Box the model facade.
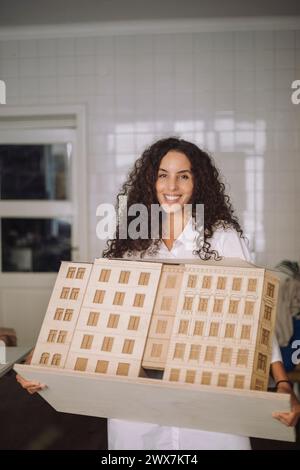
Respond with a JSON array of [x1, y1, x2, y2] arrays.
[[31, 257, 279, 391]]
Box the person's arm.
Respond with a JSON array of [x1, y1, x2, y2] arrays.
[[15, 348, 46, 395], [271, 361, 300, 427], [218, 229, 300, 426]]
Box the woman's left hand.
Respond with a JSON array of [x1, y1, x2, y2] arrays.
[[272, 399, 300, 427]]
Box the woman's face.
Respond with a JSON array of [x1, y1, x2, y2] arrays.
[[156, 150, 194, 213]]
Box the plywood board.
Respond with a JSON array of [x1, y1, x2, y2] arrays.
[[14, 364, 295, 442]]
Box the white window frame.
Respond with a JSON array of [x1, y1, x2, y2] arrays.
[[0, 105, 88, 279]]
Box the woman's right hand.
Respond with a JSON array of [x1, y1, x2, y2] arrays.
[[16, 374, 46, 394], [15, 349, 46, 394]]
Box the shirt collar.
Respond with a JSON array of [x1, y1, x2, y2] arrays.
[[176, 217, 198, 246], [159, 217, 198, 254]]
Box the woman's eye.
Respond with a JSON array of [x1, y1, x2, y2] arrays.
[[180, 174, 189, 180], [158, 173, 167, 178]]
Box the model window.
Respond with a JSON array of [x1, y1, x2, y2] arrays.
[[165, 275, 176, 288], [87, 311, 99, 326], [76, 267, 86, 279], [74, 357, 87, 371], [51, 354, 62, 366], [218, 374, 228, 387], [70, 288, 79, 300], [240, 325, 251, 340], [161, 296, 172, 310], [209, 322, 219, 337], [193, 321, 204, 336], [64, 309, 73, 321], [94, 289, 105, 304], [54, 308, 64, 320], [178, 320, 189, 335], [155, 320, 167, 334], [185, 370, 196, 383], [95, 360, 109, 374], [224, 323, 235, 338], [264, 304, 272, 321], [213, 299, 223, 313], [150, 343, 162, 358], [248, 278, 257, 292], [57, 330, 67, 344], [81, 334, 93, 349], [189, 345, 201, 360], [173, 343, 186, 359], [66, 267, 76, 278], [237, 349, 249, 366], [127, 316, 140, 330], [232, 277, 242, 291], [221, 348, 232, 364], [39, 352, 50, 365], [116, 363, 129, 376], [169, 369, 180, 381], [183, 296, 193, 311], [261, 328, 270, 346], [204, 346, 216, 363], [198, 298, 208, 312], [202, 276, 211, 289], [133, 293, 145, 308], [47, 329, 57, 342], [201, 371, 212, 385], [60, 287, 70, 299], [99, 269, 111, 282], [255, 379, 264, 391], [229, 300, 239, 314], [114, 291, 125, 306], [244, 301, 255, 315], [217, 276, 226, 290], [107, 313, 120, 329], [257, 353, 267, 372], [187, 275, 197, 288], [139, 272, 150, 286], [266, 282, 275, 298], [234, 375, 245, 389], [122, 339, 135, 354], [119, 270, 130, 284], [101, 336, 114, 352], [51, 354, 61, 366]]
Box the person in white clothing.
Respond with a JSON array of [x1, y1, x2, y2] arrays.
[[17, 137, 300, 449], [102, 137, 300, 450]]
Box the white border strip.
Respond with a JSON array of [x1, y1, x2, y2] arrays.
[[0, 17, 300, 40]]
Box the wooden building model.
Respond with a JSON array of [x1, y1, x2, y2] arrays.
[[31, 257, 279, 392]]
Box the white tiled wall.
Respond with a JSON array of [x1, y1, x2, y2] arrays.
[[0, 28, 300, 268]]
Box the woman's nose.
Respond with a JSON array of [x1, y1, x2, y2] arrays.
[[167, 177, 178, 191]]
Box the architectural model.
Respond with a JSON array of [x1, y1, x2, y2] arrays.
[[31, 257, 279, 392]]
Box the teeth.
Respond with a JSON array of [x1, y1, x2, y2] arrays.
[[165, 195, 181, 201]]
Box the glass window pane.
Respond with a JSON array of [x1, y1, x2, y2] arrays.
[[0, 144, 71, 200], [1, 218, 71, 272]]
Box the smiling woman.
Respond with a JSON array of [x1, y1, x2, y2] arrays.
[[101, 136, 300, 450], [17, 136, 300, 450]]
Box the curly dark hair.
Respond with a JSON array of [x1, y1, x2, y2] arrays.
[[103, 137, 244, 260]]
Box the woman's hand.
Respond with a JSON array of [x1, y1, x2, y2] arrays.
[[15, 349, 46, 394], [16, 374, 46, 395], [272, 403, 300, 427], [272, 382, 300, 427]]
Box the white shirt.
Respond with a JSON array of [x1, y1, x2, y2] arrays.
[[108, 221, 282, 450]]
